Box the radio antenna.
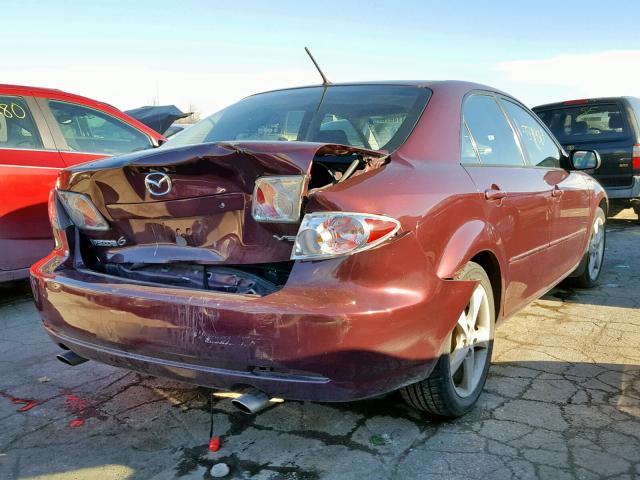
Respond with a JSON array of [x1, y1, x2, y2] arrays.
[[305, 47, 331, 86]]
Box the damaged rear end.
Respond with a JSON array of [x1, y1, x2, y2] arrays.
[[30, 83, 475, 401], [52, 141, 389, 294]]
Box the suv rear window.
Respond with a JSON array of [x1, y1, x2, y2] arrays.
[[535, 103, 629, 143], [168, 85, 431, 152]]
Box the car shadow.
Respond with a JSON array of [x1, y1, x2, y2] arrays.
[[0, 279, 31, 305]]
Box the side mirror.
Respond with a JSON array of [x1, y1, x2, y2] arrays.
[[569, 149, 601, 171]]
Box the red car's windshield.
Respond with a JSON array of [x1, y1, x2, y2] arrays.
[[168, 85, 431, 152]]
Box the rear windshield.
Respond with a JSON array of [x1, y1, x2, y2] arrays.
[[167, 85, 431, 152], [535, 103, 629, 143]]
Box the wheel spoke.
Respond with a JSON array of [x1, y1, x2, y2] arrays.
[[457, 311, 471, 337], [450, 345, 468, 376], [469, 287, 484, 328], [461, 350, 475, 391]]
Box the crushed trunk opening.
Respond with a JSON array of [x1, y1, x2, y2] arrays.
[[60, 141, 389, 292]]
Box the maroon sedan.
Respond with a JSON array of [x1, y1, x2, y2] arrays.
[[30, 81, 607, 416]]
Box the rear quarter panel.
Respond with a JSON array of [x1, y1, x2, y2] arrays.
[[306, 157, 509, 319]]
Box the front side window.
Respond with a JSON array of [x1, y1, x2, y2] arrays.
[[501, 100, 561, 168], [0, 96, 43, 150], [535, 103, 629, 143], [48, 100, 153, 155], [462, 94, 525, 166], [168, 85, 431, 152]]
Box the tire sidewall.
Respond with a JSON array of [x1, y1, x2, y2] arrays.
[[586, 208, 607, 284]]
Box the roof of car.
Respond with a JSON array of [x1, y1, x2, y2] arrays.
[[0, 83, 113, 105], [534, 96, 640, 110], [250, 80, 511, 98], [0, 83, 165, 140]]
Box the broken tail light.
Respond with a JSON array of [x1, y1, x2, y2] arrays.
[[57, 190, 110, 231], [292, 212, 400, 260], [252, 176, 305, 223]]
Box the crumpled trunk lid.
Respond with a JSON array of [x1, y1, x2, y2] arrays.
[[61, 141, 386, 266]]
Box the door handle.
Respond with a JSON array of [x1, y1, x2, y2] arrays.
[[551, 186, 564, 198], [484, 188, 507, 201]]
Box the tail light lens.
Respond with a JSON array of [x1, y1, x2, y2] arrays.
[[633, 144, 640, 171], [252, 176, 305, 223], [57, 190, 110, 231], [292, 212, 400, 260]]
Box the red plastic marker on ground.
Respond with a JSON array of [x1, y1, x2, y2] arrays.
[[69, 418, 85, 428], [13, 399, 38, 412], [208, 436, 221, 452]]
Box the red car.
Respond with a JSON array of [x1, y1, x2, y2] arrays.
[[31, 81, 606, 416], [0, 84, 164, 282]]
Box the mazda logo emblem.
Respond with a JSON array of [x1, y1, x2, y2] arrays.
[[144, 172, 172, 196]]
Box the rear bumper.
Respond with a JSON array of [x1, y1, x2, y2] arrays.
[[606, 175, 640, 201], [30, 233, 474, 402]]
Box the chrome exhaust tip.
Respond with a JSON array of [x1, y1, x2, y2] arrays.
[[56, 350, 88, 366], [231, 389, 272, 414]]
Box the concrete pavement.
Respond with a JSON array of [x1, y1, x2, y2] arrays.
[[1, 212, 638, 480]]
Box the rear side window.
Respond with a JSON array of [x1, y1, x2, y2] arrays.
[[462, 94, 525, 166], [501, 99, 561, 168], [0, 96, 43, 150], [535, 103, 629, 143], [461, 123, 480, 163], [48, 100, 153, 155]]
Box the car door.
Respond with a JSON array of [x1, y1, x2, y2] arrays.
[[500, 98, 590, 278], [35, 98, 155, 167], [0, 94, 64, 276], [461, 93, 554, 317]]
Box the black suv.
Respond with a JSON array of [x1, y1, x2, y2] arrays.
[[533, 97, 640, 221]]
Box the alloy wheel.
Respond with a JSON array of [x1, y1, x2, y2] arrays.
[[588, 216, 605, 280], [449, 284, 492, 398]]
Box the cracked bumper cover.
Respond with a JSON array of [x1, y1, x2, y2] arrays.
[[29, 233, 475, 402]]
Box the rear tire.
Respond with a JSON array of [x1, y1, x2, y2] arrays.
[[400, 261, 495, 417], [571, 207, 606, 288]]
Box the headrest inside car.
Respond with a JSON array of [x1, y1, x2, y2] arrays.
[[572, 121, 588, 135], [0, 115, 6, 143], [315, 130, 350, 145], [608, 114, 623, 130]]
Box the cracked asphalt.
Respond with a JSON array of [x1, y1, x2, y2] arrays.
[[1, 211, 639, 480]]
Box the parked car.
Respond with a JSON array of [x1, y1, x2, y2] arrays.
[[533, 97, 640, 222], [164, 122, 194, 138], [31, 81, 607, 416], [124, 105, 190, 136], [0, 84, 165, 282]]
